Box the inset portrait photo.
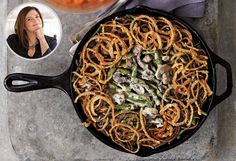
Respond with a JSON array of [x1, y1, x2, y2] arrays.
[[5, 2, 62, 60]]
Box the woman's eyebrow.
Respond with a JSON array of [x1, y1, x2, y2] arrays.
[[26, 14, 40, 19]]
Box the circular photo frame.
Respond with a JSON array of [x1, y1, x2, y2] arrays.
[[5, 2, 62, 60]]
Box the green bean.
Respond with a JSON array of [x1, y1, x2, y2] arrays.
[[127, 92, 149, 101], [126, 98, 154, 108], [118, 61, 127, 68], [177, 129, 187, 139], [201, 111, 208, 116], [192, 118, 197, 125], [72, 75, 77, 83], [93, 26, 102, 35], [155, 55, 162, 65], [156, 88, 163, 98], [125, 14, 136, 19], [142, 50, 155, 55], [108, 83, 118, 92], [116, 103, 135, 110], [116, 68, 131, 75], [131, 76, 160, 105], [142, 84, 160, 106], [131, 77, 167, 105], [107, 67, 116, 81], [150, 64, 157, 73], [131, 64, 138, 78], [152, 78, 161, 84], [142, 27, 149, 32], [131, 77, 139, 84], [154, 51, 162, 66], [156, 88, 169, 102], [131, 136, 137, 141], [113, 82, 131, 92], [149, 83, 158, 90]]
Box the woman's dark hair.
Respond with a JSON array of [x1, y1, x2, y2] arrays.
[[14, 6, 44, 48]]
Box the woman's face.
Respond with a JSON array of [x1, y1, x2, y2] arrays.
[[24, 9, 42, 33]]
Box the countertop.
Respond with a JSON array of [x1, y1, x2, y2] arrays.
[[0, 0, 235, 161]]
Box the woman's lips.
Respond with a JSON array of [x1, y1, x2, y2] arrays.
[[33, 23, 41, 27]]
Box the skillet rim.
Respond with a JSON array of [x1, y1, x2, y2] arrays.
[[69, 5, 216, 156]]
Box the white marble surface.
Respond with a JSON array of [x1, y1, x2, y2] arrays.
[[0, 0, 18, 161]]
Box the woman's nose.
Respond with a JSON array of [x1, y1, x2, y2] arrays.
[[33, 18, 38, 22], [31, 18, 39, 23]]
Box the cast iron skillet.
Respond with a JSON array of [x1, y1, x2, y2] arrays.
[[4, 6, 233, 157]]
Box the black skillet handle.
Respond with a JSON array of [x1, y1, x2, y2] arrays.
[[210, 52, 233, 108], [4, 70, 71, 96]]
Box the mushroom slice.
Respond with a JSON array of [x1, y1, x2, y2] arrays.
[[142, 69, 154, 80], [162, 55, 170, 62], [112, 93, 125, 105], [150, 118, 164, 128], [162, 73, 171, 85], [132, 45, 142, 55], [130, 84, 145, 95], [142, 55, 153, 63], [142, 107, 159, 119], [155, 64, 173, 84], [113, 72, 130, 83], [136, 53, 149, 69]]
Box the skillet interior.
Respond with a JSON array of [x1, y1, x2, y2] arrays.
[[69, 6, 216, 156]]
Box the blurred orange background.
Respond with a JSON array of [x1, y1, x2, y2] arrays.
[[43, 0, 117, 13]]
